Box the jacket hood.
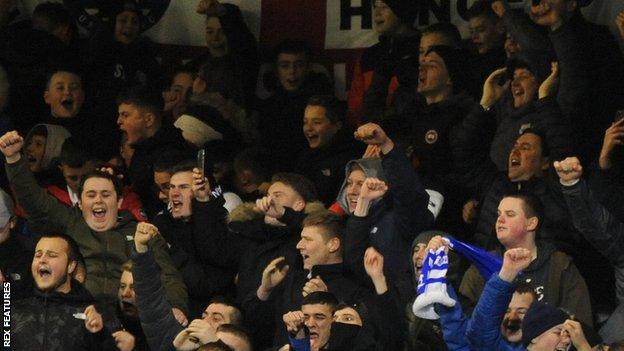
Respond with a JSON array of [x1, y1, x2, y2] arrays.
[[25, 124, 71, 170], [335, 158, 385, 213], [524, 240, 558, 274], [228, 201, 325, 223]]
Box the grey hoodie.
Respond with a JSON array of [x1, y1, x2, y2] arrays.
[[336, 157, 385, 213], [25, 123, 71, 170]]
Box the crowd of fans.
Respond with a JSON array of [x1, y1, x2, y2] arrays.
[[1, 0, 624, 349]]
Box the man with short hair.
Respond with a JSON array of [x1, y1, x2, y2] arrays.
[[258, 40, 332, 172], [117, 85, 191, 218], [0, 130, 188, 318], [459, 194, 592, 325], [11, 233, 115, 350], [246, 211, 367, 348], [233, 147, 273, 202], [466, 0, 506, 85], [228, 172, 323, 304], [294, 95, 363, 206], [283, 291, 339, 351], [153, 162, 235, 317]]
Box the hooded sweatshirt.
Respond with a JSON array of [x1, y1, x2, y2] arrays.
[[336, 147, 431, 304], [24, 123, 71, 171]]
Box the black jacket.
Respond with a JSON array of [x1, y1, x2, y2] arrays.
[[0, 233, 33, 300], [243, 263, 369, 349], [131, 248, 182, 351], [561, 179, 624, 305], [258, 73, 333, 172], [548, 13, 624, 163], [128, 124, 193, 218], [153, 196, 235, 318], [227, 202, 325, 304], [380, 93, 477, 235], [484, 97, 573, 173], [294, 128, 364, 206], [11, 281, 116, 350]]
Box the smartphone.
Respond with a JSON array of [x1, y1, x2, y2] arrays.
[[197, 149, 205, 179], [615, 110, 624, 123]]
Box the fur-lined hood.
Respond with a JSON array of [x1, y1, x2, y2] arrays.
[[228, 201, 326, 223]]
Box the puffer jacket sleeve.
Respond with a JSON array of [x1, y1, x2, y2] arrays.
[[131, 247, 184, 351], [466, 274, 515, 351], [434, 284, 470, 351]]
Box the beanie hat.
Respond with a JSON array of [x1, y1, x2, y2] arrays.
[[427, 45, 472, 95], [111, 0, 140, 18], [521, 302, 570, 346], [383, 0, 417, 27]]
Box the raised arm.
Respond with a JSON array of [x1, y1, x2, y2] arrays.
[[0, 131, 74, 232]]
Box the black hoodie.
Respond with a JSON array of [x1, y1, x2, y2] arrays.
[[12, 281, 116, 350]]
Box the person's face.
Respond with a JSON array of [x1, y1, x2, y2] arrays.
[[530, 0, 572, 28], [120, 137, 134, 168], [168, 171, 193, 219], [296, 225, 337, 270], [373, 0, 401, 35], [80, 177, 121, 232], [508, 133, 547, 182], [505, 33, 520, 58], [118, 270, 138, 318], [419, 32, 448, 63], [303, 303, 333, 351], [496, 197, 536, 248], [346, 168, 366, 213], [24, 135, 46, 173], [527, 325, 572, 351], [115, 10, 140, 45], [334, 307, 362, 326], [501, 292, 534, 343], [117, 103, 150, 146], [60, 163, 92, 194], [511, 68, 538, 109], [44, 71, 85, 119], [154, 171, 172, 204], [417, 51, 451, 97], [202, 303, 236, 328], [205, 16, 228, 57], [412, 243, 427, 277], [303, 105, 341, 149], [169, 72, 194, 114], [32, 237, 75, 293], [268, 182, 305, 213], [277, 52, 309, 92], [468, 16, 502, 55]]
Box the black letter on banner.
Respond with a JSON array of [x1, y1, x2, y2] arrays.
[[340, 0, 373, 30], [419, 0, 451, 26]]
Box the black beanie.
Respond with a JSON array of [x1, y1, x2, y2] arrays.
[[383, 0, 418, 27], [521, 302, 570, 347], [426, 45, 471, 95], [506, 50, 552, 84]]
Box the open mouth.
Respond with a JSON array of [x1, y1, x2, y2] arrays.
[[309, 331, 319, 339], [93, 208, 107, 219], [306, 134, 319, 144], [25, 154, 37, 163], [509, 158, 521, 167], [38, 267, 52, 278], [171, 200, 183, 211], [61, 98, 74, 110]]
